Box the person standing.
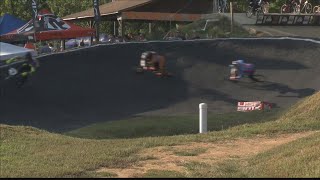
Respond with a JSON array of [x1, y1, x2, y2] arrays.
[[79, 39, 85, 47]]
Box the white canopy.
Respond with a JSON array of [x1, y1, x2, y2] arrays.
[[0, 42, 37, 61]]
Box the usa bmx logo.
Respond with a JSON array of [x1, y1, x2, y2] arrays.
[[42, 14, 70, 31], [16, 11, 70, 34]]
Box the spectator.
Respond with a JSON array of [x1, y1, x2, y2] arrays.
[[39, 42, 52, 54], [108, 34, 115, 43], [124, 33, 133, 42], [250, 0, 262, 12], [219, 0, 228, 13], [48, 43, 56, 52], [24, 42, 36, 50], [138, 33, 146, 41], [79, 39, 85, 47]]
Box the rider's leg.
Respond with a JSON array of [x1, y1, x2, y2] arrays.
[[230, 67, 238, 79], [153, 62, 159, 72], [16, 74, 28, 88], [158, 56, 166, 75]]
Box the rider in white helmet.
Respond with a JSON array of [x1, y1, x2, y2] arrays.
[[141, 51, 167, 75], [230, 59, 256, 81]]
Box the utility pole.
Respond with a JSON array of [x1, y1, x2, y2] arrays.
[[93, 0, 101, 44]]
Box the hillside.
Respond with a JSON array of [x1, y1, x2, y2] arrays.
[[0, 92, 319, 178]]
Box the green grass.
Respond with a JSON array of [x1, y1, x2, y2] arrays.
[[178, 16, 252, 39], [78, 171, 118, 178], [142, 169, 186, 178], [182, 132, 320, 178], [184, 161, 247, 178], [65, 109, 282, 139], [245, 132, 320, 178], [1, 92, 319, 177]]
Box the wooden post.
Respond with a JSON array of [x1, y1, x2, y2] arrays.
[[60, 40, 65, 51], [113, 21, 117, 36], [149, 22, 152, 34], [95, 22, 100, 44], [117, 17, 124, 37], [230, 2, 234, 33]]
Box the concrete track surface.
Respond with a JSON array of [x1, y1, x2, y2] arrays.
[[1, 38, 319, 132]]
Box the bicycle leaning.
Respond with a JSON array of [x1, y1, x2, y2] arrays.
[[313, 5, 320, 13], [218, 0, 229, 13], [281, 0, 299, 13], [246, 3, 264, 17], [296, 0, 313, 14]]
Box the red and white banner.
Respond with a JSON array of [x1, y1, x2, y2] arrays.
[[237, 101, 272, 112]]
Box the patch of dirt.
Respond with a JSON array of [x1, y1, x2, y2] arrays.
[[96, 131, 317, 178]]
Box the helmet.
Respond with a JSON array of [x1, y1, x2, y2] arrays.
[[237, 60, 244, 64]]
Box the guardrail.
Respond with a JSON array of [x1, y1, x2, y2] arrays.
[[256, 13, 320, 25]]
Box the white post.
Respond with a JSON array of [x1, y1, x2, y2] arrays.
[[199, 103, 208, 133]]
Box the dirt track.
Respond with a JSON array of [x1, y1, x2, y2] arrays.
[[0, 38, 319, 132]]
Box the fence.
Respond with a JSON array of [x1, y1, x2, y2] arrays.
[[256, 13, 320, 25]]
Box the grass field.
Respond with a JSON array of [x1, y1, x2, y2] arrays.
[[0, 92, 319, 178], [65, 109, 282, 139]]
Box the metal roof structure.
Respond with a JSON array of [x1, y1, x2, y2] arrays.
[[63, 0, 216, 22], [63, 0, 152, 21]]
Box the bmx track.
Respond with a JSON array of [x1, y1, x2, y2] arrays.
[[0, 38, 319, 132]]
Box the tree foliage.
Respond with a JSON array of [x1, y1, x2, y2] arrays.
[[0, 0, 111, 20], [1, 0, 319, 39]]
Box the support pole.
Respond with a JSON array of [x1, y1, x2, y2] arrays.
[[230, 2, 234, 33], [113, 21, 117, 36], [199, 103, 208, 134], [60, 40, 65, 51], [149, 22, 152, 34], [95, 22, 100, 44], [117, 17, 124, 37]]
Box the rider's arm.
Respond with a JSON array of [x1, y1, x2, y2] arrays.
[[5, 57, 17, 64], [5, 57, 23, 64]]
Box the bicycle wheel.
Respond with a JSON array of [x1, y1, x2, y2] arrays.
[[293, 4, 300, 13], [305, 3, 312, 13], [135, 66, 144, 74], [246, 6, 253, 17], [256, 8, 264, 17], [253, 74, 266, 82], [224, 76, 239, 83]]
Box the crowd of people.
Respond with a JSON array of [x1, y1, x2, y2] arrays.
[[19, 33, 149, 55]]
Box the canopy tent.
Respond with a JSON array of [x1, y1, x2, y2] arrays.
[[0, 42, 37, 61], [0, 9, 95, 42], [0, 14, 26, 36]]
